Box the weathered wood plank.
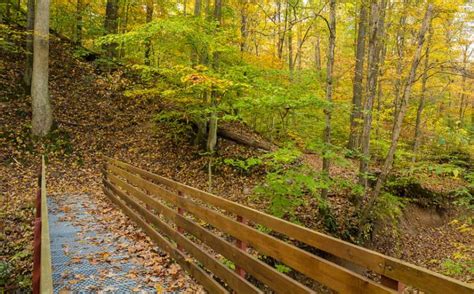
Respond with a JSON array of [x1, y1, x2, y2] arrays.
[[105, 163, 393, 294], [104, 179, 262, 294], [105, 172, 313, 294], [105, 156, 474, 294], [40, 155, 53, 294], [102, 186, 229, 294]]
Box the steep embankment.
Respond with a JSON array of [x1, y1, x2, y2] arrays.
[[1, 25, 265, 291]]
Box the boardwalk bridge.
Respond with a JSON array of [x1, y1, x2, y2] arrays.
[[34, 156, 474, 293]]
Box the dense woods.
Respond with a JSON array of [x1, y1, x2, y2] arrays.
[[0, 0, 473, 291]]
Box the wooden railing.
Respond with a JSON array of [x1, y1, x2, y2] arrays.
[[32, 156, 53, 294], [103, 157, 474, 294]]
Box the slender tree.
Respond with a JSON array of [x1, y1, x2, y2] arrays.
[[321, 0, 336, 198], [348, 0, 368, 151], [412, 29, 432, 161], [459, 44, 472, 126], [314, 34, 321, 71], [31, 0, 53, 136], [104, 0, 119, 58], [206, 0, 222, 153], [144, 0, 154, 65], [359, 0, 383, 188], [240, 0, 249, 53], [392, 0, 408, 132], [75, 0, 83, 45], [23, 0, 35, 92], [370, 3, 434, 202]]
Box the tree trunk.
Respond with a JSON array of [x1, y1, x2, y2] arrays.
[[374, 0, 388, 139], [370, 4, 433, 203], [194, 0, 201, 16], [23, 0, 35, 92], [240, 0, 248, 53], [296, 24, 302, 70], [348, 0, 368, 151], [75, 0, 83, 45], [104, 0, 119, 58], [288, 25, 293, 74], [392, 0, 408, 132], [206, 0, 222, 153], [358, 0, 382, 188], [314, 35, 321, 71], [321, 0, 336, 198], [144, 0, 154, 65], [31, 0, 53, 137], [412, 30, 432, 162], [459, 45, 470, 126]]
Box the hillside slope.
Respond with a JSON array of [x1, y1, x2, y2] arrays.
[[1, 25, 472, 290]]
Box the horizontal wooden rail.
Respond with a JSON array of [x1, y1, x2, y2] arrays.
[[105, 173, 312, 294], [103, 156, 474, 294], [104, 179, 261, 294]]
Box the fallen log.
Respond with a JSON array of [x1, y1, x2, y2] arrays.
[[217, 125, 276, 151]]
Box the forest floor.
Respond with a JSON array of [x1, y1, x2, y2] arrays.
[[1, 25, 473, 291]]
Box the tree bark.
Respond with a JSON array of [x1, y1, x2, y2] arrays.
[[75, 0, 83, 45], [321, 0, 336, 198], [288, 24, 294, 74], [206, 0, 222, 153], [374, 0, 388, 139], [348, 0, 368, 151], [459, 45, 470, 126], [314, 35, 321, 71], [31, 0, 53, 137], [144, 0, 154, 66], [392, 0, 408, 132], [104, 0, 119, 58], [194, 0, 201, 16], [359, 0, 382, 188], [412, 30, 432, 162], [370, 3, 433, 202], [23, 0, 35, 92], [240, 0, 248, 52]]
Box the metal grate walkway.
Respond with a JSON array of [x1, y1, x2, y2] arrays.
[[48, 194, 159, 293]]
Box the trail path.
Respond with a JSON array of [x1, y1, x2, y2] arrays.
[[48, 193, 192, 293]]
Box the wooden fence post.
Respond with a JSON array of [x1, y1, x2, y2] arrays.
[[381, 275, 405, 293], [235, 215, 247, 278], [177, 191, 185, 251]]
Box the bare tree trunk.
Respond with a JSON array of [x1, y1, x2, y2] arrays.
[[296, 24, 302, 70], [144, 0, 154, 65], [374, 0, 388, 139], [32, 0, 53, 137], [359, 0, 382, 188], [240, 0, 248, 53], [412, 30, 432, 162], [321, 0, 336, 199], [348, 0, 368, 151], [183, 0, 187, 15], [75, 0, 83, 45], [459, 45, 470, 126], [194, 0, 201, 16], [276, 0, 287, 61], [392, 0, 408, 132], [206, 0, 222, 153], [23, 0, 35, 93], [314, 34, 321, 71], [288, 25, 294, 74], [104, 0, 119, 58], [370, 4, 433, 203], [5, 0, 11, 22]]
